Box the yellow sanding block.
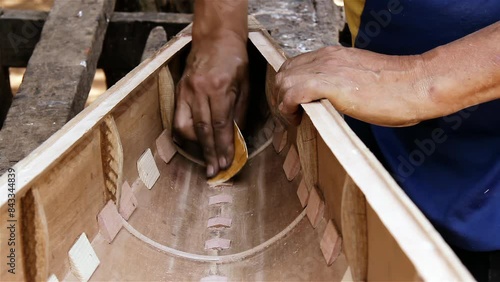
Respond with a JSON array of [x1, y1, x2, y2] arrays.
[[208, 122, 248, 185]]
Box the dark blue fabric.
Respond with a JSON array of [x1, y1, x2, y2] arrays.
[[352, 0, 500, 251]]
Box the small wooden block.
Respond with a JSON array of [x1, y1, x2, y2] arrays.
[[205, 238, 231, 250], [283, 145, 300, 181], [98, 200, 123, 243], [320, 220, 343, 265], [207, 217, 232, 228], [297, 179, 310, 208], [47, 274, 59, 282], [119, 181, 138, 220], [306, 187, 325, 228], [200, 275, 228, 282], [209, 194, 233, 205], [273, 129, 287, 153], [156, 130, 177, 164], [137, 148, 160, 189], [68, 233, 100, 282]]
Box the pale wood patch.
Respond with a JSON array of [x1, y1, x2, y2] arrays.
[[68, 233, 100, 282], [137, 148, 160, 189], [47, 274, 59, 282]]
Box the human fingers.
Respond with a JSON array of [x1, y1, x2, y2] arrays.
[[209, 89, 236, 170], [192, 94, 219, 177]]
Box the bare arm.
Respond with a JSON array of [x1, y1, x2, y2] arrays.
[[174, 0, 248, 177], [275, 21, 500, 126], [420, 22, 500, 118]]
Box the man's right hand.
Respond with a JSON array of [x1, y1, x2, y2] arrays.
[[173, 0, 249, 178], [174, 35, 248, 178]]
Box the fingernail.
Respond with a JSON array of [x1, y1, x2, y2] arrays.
[[207, 165, 215, 178], [219, 156, 227, 169]]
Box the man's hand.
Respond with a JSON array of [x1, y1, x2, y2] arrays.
[[174, 37, 248, 177], [275, 22, 500, 127], [274, 45, 428, 127], [173, 0, 248, 178]]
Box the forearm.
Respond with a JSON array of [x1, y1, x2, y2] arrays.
[[192, 0, 248, 44], [420, 21, 500, 117]]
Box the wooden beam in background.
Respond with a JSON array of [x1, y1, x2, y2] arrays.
[[0, 10, 192, 68], [0, 0, 116, 173]]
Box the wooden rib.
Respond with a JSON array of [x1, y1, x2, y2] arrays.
[[341, 176, 367, 281], [20, 188, 49, 281], [100, 115, 124, 203], [297, 114, 318, 190], [158, 65, 175, 133]]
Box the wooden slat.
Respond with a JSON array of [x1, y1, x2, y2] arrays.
[[341, 176, 367, 281], [100, 116, 124, 203], [0, 0, 116, 175]]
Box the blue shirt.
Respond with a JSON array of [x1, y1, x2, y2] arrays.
[[345, 0, 500, 251]]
